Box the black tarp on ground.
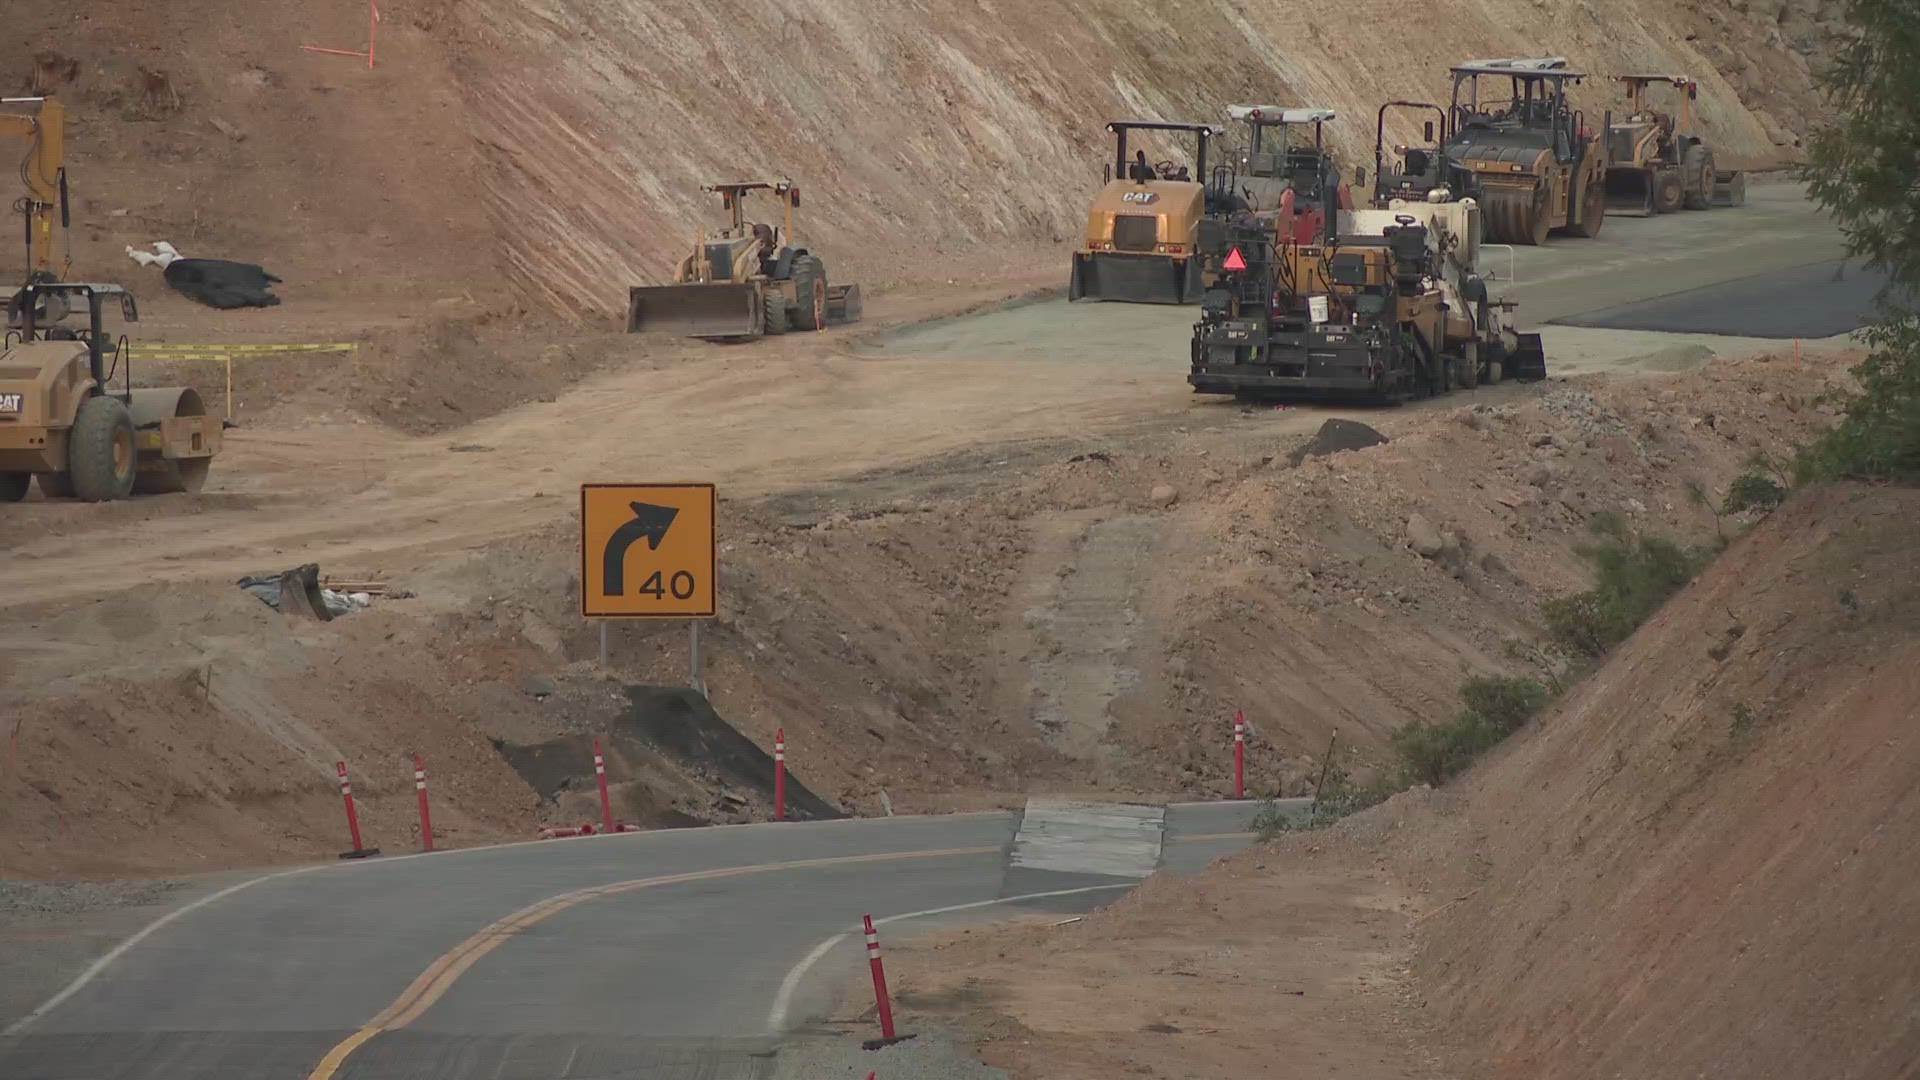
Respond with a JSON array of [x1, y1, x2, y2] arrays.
[[617, 686, 845, 821], [162, 258, 282, 309]]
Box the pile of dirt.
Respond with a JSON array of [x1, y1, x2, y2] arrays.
[[907, 480, 1916, 1080]]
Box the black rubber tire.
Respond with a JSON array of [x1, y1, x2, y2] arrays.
[[1568, 176, 1607, 238], [762, 288, 789, 335], [0, 472, 28, 502], [1653, 168, 1685, 213], [1682, 145, 1714, 210], [36, 473, 73, 498], [789, 256, 828, 330], [69, 395, 137, 502]]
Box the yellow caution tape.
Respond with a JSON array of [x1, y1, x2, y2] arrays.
[[129, 340, 359, 357]]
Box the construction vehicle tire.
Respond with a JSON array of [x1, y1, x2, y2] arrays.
[[1568, 178, 1606, 238], [0, 472, 28, 502], [1485, 184, 1550, 246], [1653, 168, 1685, 213], [1453, 354, 1478, 390], [762, 289, 790, 335], [1682, 145, 1714, 210], [69, 396, 137, 502], [790, 256, 828, 331], [36, 473, 72, 498]]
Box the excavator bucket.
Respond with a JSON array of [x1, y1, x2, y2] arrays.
[[626, 283, 762, 340], [825, 284, 862, 326], [1712, 169, 1746, 207], [1604, 168, 1656, 216]]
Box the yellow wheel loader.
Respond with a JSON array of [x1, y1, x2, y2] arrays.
[[1603, 75, 1746, 216], [1, 282, 222, 502], [1068, 121, 1231, 305], [1442, 58, 1610, 246], [626, 180, 861, 340]]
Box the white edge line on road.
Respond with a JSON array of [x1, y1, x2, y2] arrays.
[[2, 864, 321, 1037], [763, 883, 1131, 1035]]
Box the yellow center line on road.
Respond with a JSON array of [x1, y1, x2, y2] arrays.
[[303, 845, 999, 1080]]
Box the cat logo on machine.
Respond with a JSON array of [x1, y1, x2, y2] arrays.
[[0, 393, 21, 414], [1120, 191, 1159, 205]]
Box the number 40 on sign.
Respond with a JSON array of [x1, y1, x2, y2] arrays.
[[579, 483, 717, 618]]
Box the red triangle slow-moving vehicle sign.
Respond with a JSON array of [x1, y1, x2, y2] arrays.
[[1222, 247, 1248, 272]]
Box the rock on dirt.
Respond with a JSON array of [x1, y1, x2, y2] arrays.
[[1149, 483, 1179, 507], [1406, 513, 1446, 558]]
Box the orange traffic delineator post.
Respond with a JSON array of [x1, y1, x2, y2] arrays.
[[335, 760, 380, 859], [593, 738, 615, 834], [412, 752, 434, 852], [1233, 710, 1246, 799], [859, 915, 914, 1050], [774, 728, 787, 822]]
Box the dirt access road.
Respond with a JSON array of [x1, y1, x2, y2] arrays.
[[0, 184, 1842, 614]]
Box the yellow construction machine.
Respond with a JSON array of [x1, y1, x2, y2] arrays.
[[1603, 75, 1746, 215], [3, 96, 71, 319], [1441, 58, 1609, 245], [1068, 121, 1228, 305], [1, 282, 222, 501], [627, 180, 861, 340]]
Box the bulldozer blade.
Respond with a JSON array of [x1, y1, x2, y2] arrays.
[[826, 283, 862, 326], [1604, 168, 1655, 216], [1069, 252, 1199, 305], [626, 283, 762, 340], [278, 563, 334, 623], [1712, 169, 1747, 208], [1509, 332, 1548, 382]]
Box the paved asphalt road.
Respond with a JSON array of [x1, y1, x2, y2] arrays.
[[862, 180, 1848, 366], [0, 800, 1282, 1080]]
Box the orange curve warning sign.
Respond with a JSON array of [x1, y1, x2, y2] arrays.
[[579, 483, 717, 618]]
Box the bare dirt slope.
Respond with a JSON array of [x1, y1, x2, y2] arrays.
[[0, 348, 1855, 878], [909, 482, 1916, 1080], [1407, 481, 1920, 1079]]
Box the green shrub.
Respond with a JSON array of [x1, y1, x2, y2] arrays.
[[1251, 765, 1397, 837], [1541, 525, 1710, 658], [1391, 675, 1552, 787], [1793, 313, 1920, 485]]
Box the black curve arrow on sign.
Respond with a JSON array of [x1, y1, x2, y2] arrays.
[[603, 501, 680, 596]]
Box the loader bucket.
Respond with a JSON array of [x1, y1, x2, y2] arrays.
[[825, 283, 862, 326], [1604, 168, 1655, 216], [626, 283, 762, 340], [1712, 169, 1746, 208], [1509, 333, 1547, 382]]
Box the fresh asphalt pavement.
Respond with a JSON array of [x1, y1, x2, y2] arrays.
[[0, 800, 1286, 1080], [861, 181, 1851, 369]]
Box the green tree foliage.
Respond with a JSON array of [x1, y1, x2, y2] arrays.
[[1798, 0, 1920, 482]]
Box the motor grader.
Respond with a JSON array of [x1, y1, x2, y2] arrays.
[[1603, 75, 1746, 215], [1441, 58, 1609, 246], [627, 180, 860, 340], [1, 281, 221, 501], [1068, 121, 1232, 305]]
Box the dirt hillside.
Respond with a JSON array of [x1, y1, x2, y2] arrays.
[[11, 0, 1838, 328], [899, 481, 1916, 1080]]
